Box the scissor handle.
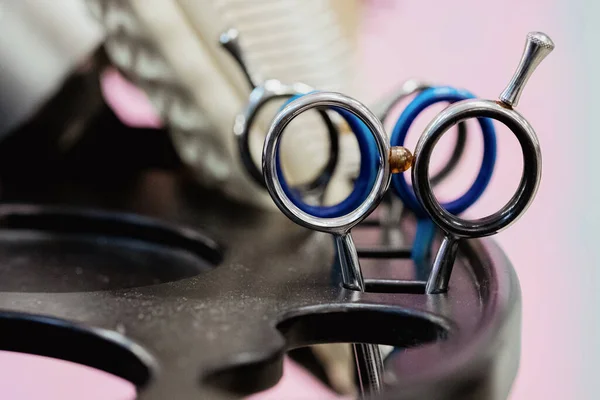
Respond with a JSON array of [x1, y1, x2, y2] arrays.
[[417, 100, 541, 294], [234, 81, 340, 192], [263, 92, 391, 236], [390, 86, 497, 217], [276, 95, 379, 218], [417, 32, 553, 294], [220, 29, 341, 196], [375, 80, 468, 187], [413, 100, 541, 238]]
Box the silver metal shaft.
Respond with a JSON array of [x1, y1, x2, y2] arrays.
[[354, 342, 384, 396], [425, 235, 459, 294], [334, 234, 384, 395], [219, 28, 258, 89], [335, 233, 365, 291]]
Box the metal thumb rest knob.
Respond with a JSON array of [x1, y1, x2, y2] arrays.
[[499, 32, 555, 108]]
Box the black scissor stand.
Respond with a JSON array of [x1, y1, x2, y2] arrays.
[[0, 114, 521, 399], [0, 175, 520, 400]]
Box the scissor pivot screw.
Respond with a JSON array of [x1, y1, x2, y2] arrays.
[[390, 146, 413, 173]]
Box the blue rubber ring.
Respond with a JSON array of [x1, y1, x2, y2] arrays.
[[390, 86, 497, 217], [411, 219, 436, 279], [275, 94, 379, 218]]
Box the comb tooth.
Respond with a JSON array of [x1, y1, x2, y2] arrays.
[[215, 0, 352, 91], [217, 0, 355, 198]]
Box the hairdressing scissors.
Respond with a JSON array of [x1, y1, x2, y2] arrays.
[[264, 30, 552, 292], [275, 81, 497, 279], [274, 80, 477, 222], [389, 85, 497, 277], [262, 31, 553, 395], [358, 80, 490, 276], [220, 29, 339, 203], [415, 32, 552, 294]]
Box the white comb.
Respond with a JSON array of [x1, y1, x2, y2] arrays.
[[85, 0, 360, 207]]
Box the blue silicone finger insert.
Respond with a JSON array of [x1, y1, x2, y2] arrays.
[[275, 95, 379, 218], [390, 86, 497, 218]]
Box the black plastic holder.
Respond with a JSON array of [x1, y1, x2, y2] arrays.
[[0, 173, 520, 400], [0, 115, 521, 400]]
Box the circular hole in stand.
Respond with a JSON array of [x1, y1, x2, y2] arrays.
[[204, 305, 449, 397], [0, 205, 223, 292]]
